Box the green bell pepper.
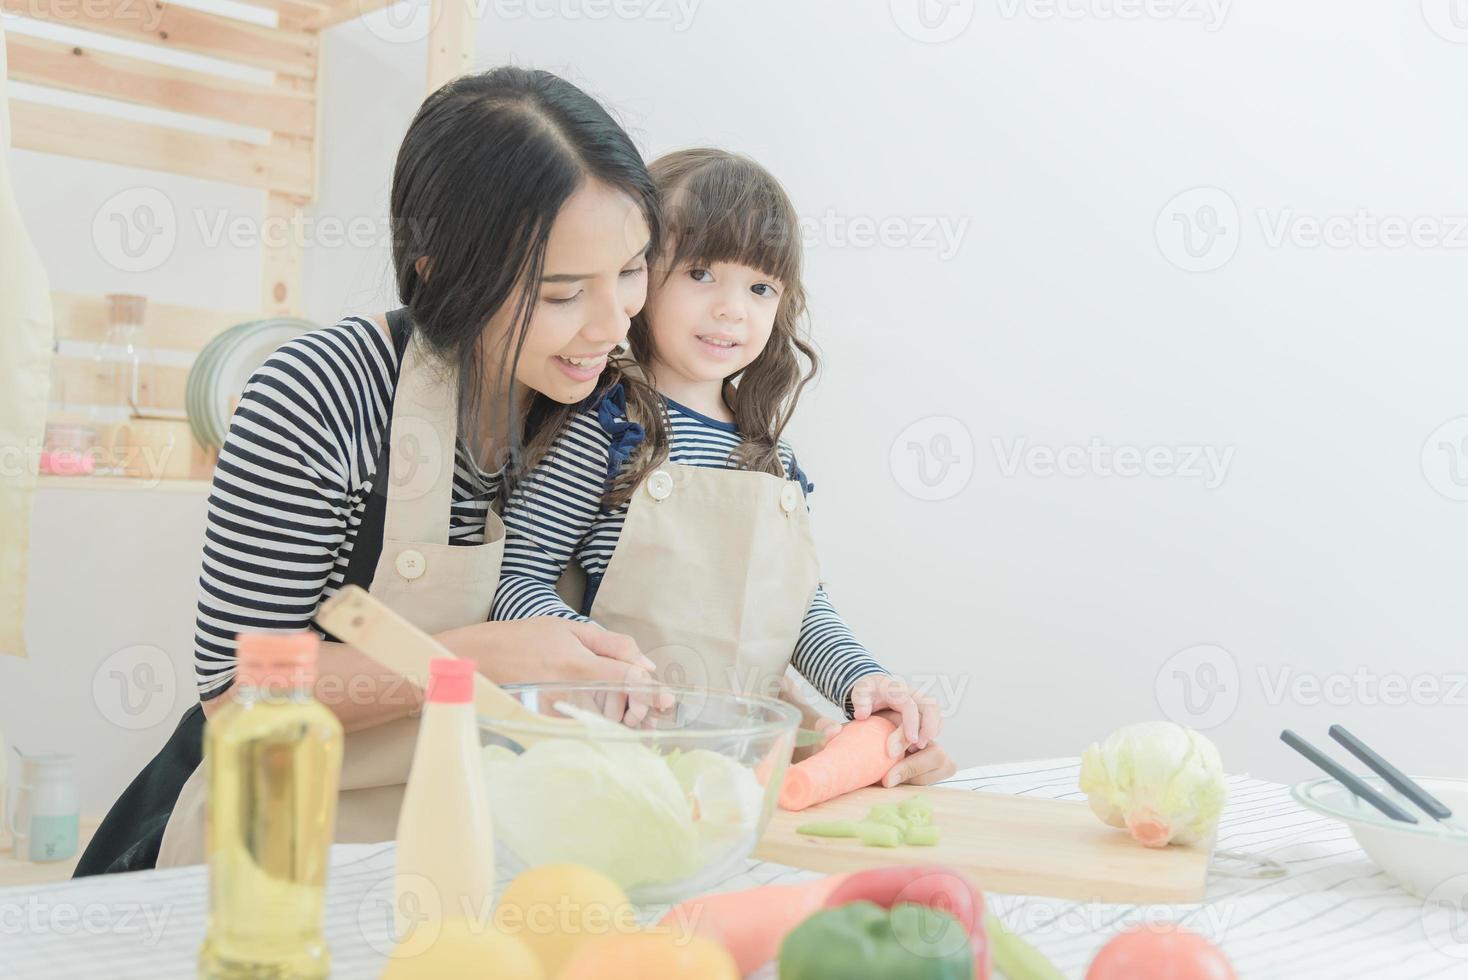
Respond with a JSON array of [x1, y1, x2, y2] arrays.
[[779, 901, 975, 980]]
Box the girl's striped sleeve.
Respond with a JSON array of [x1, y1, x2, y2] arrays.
[[492, 409, 613, 622], [783, 448, 890, 716]]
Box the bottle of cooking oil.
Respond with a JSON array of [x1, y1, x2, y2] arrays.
[[199, 631, 343, 980]]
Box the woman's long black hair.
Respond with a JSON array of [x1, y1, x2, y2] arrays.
[[389, 67, 660, 487]]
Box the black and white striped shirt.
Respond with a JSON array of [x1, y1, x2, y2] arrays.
[[493, 383, 887, 714], [194, 316, 496, 699]]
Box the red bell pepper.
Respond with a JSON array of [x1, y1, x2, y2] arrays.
[[824, 864, 991, 979]]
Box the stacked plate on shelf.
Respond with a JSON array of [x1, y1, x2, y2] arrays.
[[186, 317, 316, 449]]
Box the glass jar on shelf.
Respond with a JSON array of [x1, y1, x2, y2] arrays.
[[40, 339, 97, 477], [92, 293, 159, 418]]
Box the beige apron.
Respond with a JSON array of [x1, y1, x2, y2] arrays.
[[158, 332, 505, 867], [583, 461, 822, 706]]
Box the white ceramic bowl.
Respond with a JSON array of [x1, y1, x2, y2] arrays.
[[1292, 775, 1468, 900]]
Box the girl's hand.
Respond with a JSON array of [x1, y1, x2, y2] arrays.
[[848, 672, 945, 756]]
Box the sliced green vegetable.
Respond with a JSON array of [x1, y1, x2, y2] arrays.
[[796, 820, 862, 838], [797, 795, 943, 849], [897, 794, 934, 827], [987, 913, 1065, 980], [865, 803, 909, 830], [903, 825, 940, 846], [856, 822, 903, 847]]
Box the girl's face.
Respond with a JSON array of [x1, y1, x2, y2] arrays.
[[641, 258, 784, 386], [493, 180, 652, 404]]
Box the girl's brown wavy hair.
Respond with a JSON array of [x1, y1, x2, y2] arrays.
[[614, 148, 818, 503], [520, 148, 817, 509]]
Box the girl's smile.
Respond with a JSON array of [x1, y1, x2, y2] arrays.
[[694, 332, 744, 360]]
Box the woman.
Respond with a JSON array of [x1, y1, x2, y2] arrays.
[[76, 66, 662, 875]]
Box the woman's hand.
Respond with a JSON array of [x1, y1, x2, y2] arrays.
[[452, 616, 650, 684], [443, 617, 672, 723]]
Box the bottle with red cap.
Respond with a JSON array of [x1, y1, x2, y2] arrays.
[[391, 657, 496, 945], [199, 631, 343, 980]]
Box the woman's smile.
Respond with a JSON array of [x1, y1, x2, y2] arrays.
[[553, 351, 612, 382]]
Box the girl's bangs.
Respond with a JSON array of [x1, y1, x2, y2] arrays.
[[659, 158, 801, 287]]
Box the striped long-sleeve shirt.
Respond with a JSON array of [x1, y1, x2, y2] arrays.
[[493, 383, 887, 714], [194, 316, 497, 700]]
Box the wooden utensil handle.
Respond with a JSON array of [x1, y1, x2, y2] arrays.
[[315, 585, 552, 727]]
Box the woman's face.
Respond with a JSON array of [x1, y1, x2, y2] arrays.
[[496, 180, 652, 404]]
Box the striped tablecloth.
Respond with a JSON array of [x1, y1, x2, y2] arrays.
[[1, 759, 1461, 979]]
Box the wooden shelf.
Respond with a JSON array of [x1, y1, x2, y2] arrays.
[[37, 475, 211, 494], [8, 0, 476, 492]]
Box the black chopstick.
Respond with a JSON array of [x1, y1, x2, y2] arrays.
[[1279, 729, 1418, 824], [1328, 724, 1452, 821]]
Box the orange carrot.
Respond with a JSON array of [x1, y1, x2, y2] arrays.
[[658, 874, 849, 976], [754, 729, 797, 787], [777, 716, 897, 812]]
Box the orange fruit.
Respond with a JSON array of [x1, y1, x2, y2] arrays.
[[380, 918, 542, 980], [494, 864, 636, 978], [557, 930, 738, 980]]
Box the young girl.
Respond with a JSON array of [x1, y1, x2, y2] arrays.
[[494, 149, 954, 787]]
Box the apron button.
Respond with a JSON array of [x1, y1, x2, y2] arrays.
[[780, 484, 801, 514], [395, 549, 427, 580], [647, 470, 674, 501]]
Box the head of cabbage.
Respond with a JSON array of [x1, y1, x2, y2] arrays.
[[481, 706, 765, 891], [1078, 722, 1226, 848]]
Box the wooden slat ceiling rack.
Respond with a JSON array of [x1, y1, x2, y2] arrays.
[[6, 0, 475, 488]]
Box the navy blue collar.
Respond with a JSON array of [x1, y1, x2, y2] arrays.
[[662, 394, 738, 433]]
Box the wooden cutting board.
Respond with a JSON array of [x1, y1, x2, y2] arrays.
[[754, 785, 1213, 904]]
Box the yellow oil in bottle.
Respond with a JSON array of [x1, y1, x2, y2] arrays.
[[199, 632, 343, 980]]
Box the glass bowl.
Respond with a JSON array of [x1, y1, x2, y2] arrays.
[[478, 682, 800, 904]]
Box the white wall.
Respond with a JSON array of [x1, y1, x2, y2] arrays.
[[6, 0, 1467, 814]]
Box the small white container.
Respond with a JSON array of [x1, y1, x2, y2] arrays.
[[1293, 775, 1468, 900], [9, 752, 80, 863]]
